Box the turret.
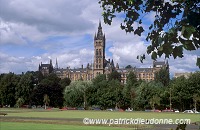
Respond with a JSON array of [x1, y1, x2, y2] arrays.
[[56, 58, 58, 69], [116, 63, 119, 69]]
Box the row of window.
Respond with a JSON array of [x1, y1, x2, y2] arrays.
[[96, 49, 102, 56], [96, 58, 101, 64], [120, 73, 154, 79]]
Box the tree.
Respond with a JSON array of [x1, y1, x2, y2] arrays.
[[197, 57, 200, 68], [193, 93, 200, 112], [88, 74, 107, 108], [16, 98, 24, 108], [155, 67, 170, 87], [0, 73, 20, 107], [99, 0, 200, 66], [43, 94, 50, 109], [31, 73, 64, 108], [107, 70, 121, 82], [170, 76, 190, 111], [149, 95, 161, 110], [16, 72, 34, 105], [122, 71, 138, 109], [134, 81, 163, 110], [64, 81, 92, 108], [59, 77, 71, 89]]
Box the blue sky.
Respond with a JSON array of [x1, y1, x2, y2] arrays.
[[0, 0, 199, 77]]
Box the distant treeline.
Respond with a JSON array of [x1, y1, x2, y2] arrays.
[[0, 70, 199, 111]]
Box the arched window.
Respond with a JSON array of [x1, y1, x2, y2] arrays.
[[99, 49, 101, 56], [96, 49, 98, 55]]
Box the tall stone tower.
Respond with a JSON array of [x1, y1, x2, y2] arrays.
[[93, 21, 105, 77]]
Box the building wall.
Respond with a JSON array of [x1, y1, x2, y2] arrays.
[[39, 22, 169, 83], [174, 72, 192, 79]]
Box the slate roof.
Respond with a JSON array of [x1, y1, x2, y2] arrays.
[[154, 61, 165, 66], [40, 64, 51, 67], [135, 68, 153, 72]]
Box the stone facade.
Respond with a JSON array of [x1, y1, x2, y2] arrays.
[[174, 72, 192, 79], [39, 21, 169, 83]]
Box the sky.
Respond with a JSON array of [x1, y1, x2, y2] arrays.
[[0, 0, 199, 77]]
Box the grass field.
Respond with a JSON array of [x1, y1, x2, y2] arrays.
[[0, 122, 128, 130], [1, 108, 199, 121], [0, 108, 200, 130]]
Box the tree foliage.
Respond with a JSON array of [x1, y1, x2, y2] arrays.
[[16, 98, 25, 108], [31, 73, 64, 108], [122, 71, 138, 109], [0, 71, 199, 111], [43, 94, 50, 109], [169, 72, 200, 111], [59, 77, 71, 89], [16, 72, 34, 105], [134, 81, 164, 110], [107, 70, 121, 82], [64, 81, 92, 108], [99, 0, 200, 66], [0, 73, 20, 107], [154, 67, 170, 86]]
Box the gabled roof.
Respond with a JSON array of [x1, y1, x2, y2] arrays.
[[135, 68, 153, 72], [41, 64, 51, 67], [154, 61, 165, 66]]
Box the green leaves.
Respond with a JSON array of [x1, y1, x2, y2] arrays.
[[151, 51, 157, 60], [179, 36, 196, 51], [181, 25, 196, 39], [134, 26, 144, 36], [172, 46, 183, 59], [197, 57, 200, 68], [99, 0, 200, 63], [137, 54, 145, 63]]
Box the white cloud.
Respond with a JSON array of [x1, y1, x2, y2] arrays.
[[0, 20, 26, 45], [0, 0, 199, 76]]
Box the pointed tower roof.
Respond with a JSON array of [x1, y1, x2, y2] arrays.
[[116, 63, 119, 69], [96, 20, 103, 40], [98, 20, 102, 29], [94, 32, 97, 40], [111, 59, 114, 67], [56, 58, 58, 69], [87, 63, 90, 69]]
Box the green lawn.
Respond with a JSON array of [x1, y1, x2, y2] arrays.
[[1, 108, 199, 123], [0, 108, 199, 130], [0, 122, 127, 130]]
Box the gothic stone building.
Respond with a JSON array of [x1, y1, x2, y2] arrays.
[[38, 59, 54, 76], [39, 22, 169, 83]]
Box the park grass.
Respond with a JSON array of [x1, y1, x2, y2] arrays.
[[0, 122, 128, 130], [0, 108, 199, 130], [1, 108, 199, 123]]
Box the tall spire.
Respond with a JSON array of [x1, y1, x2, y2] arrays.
[[50, 59, 52, 65], [56, 58, 58, 69], [116, 63, 119, 69], [111, 59, 114, 67], [94, 32, 97, 40], [98, 20, 102, 29], [97, 20, 103, 40]]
